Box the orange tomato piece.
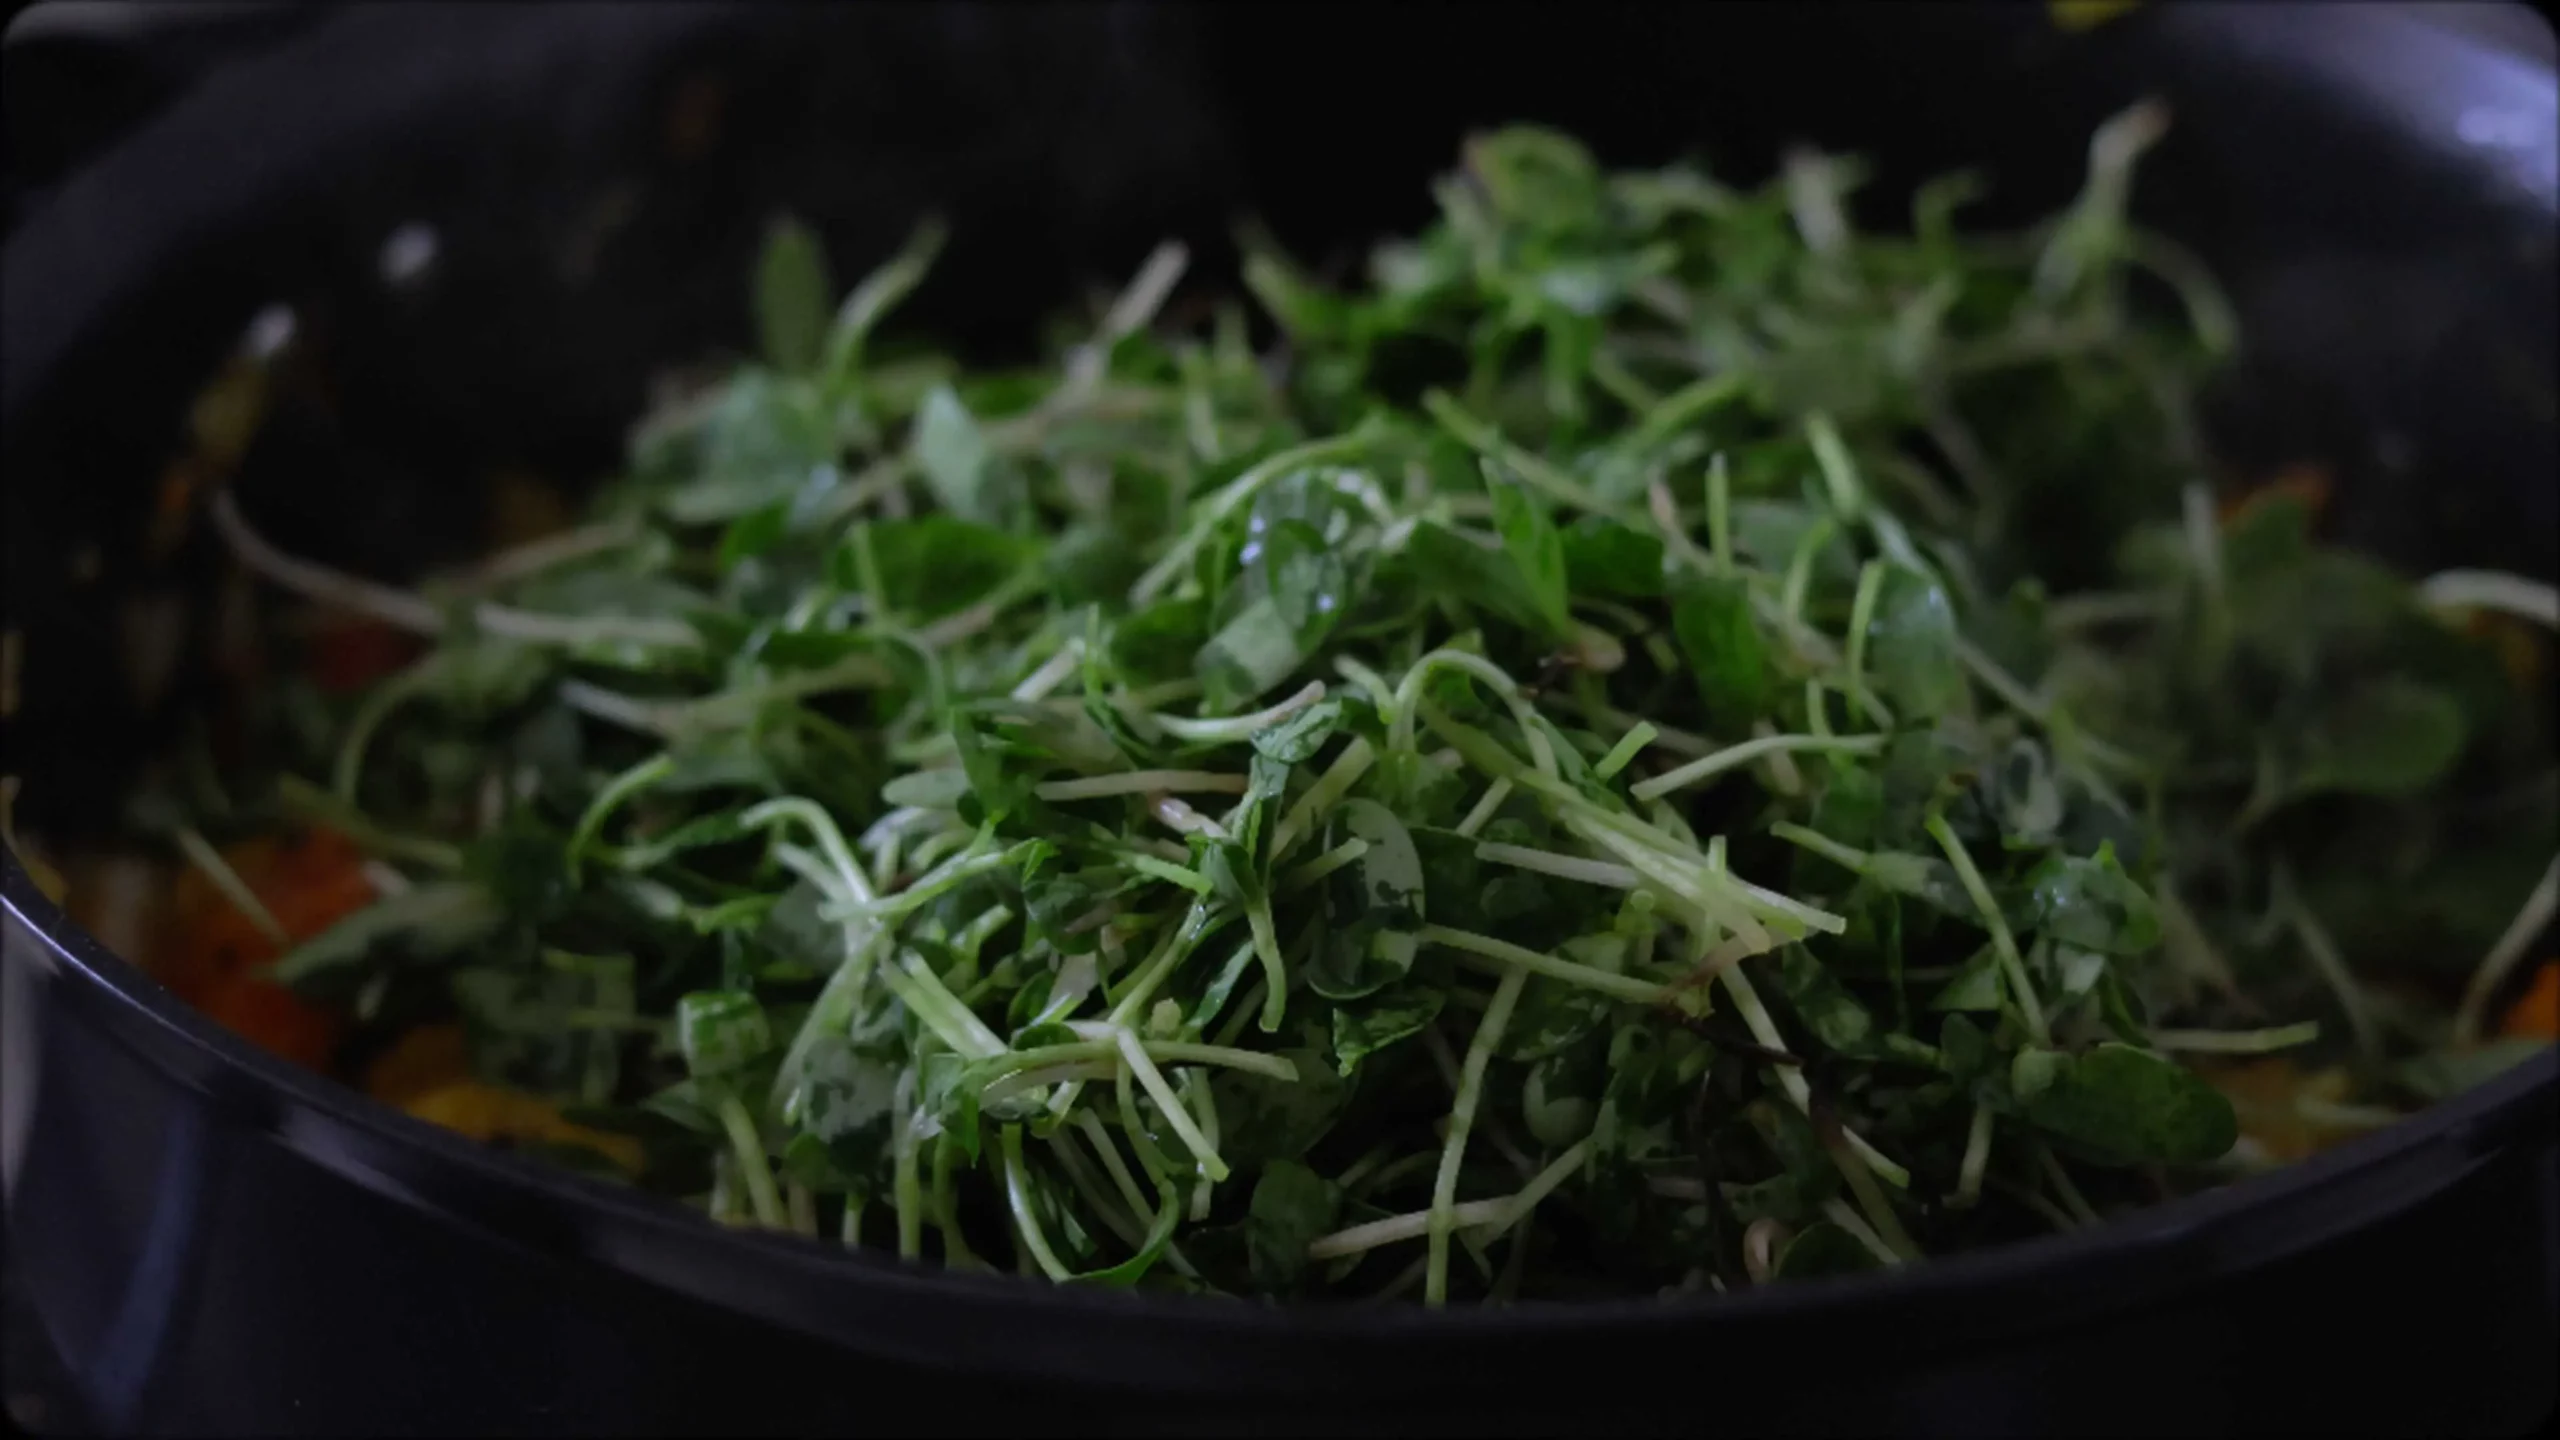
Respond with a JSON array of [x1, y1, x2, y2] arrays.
[[2500, 962, 2560, 1041], [263, 828, 379, 940], [2219, 462, 2332, 528], [309, 617, 423, 696], [157, 826, 377, 1064], [199, 969, 342, 1072], [159, 829, 374, 991]]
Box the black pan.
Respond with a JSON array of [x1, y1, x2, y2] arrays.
[[3, 4, 2555, 1435]]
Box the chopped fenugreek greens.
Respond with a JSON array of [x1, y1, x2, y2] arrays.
[[116, 107, 2555, 1302]]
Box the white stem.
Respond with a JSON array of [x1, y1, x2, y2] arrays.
[[1427, 966, 1528, 1305], [1951, 1105, 1994, 1209], [1630, 734, 1885, 802], [1820, 1198, 1905, 1268], [1475, 842, 1641, 890], [1008, 639, 1087, 703], [1307, 1140, 1592, 1260], [1152, 681, 1328, 744], [1036, 770, 1250, 802], [2452, 854, 2560, 1047], [168, 826, 286, 945], [2273, 864, 2380, 1061], [1720, 964, 1911, 1189], [469, 605, 695, 650], [1421, 925, 1667, 1006], [2147, 1022, 2323, 1055], [455, 519, 641, 590], [1112, 1026, 1229, 1182], [210, 491, 442, 633], [2420, 570, 2559, 630], [1271, 737, 1375, 861], [1146, 793, 1229, 841], [1455, 779, 1515, 839]]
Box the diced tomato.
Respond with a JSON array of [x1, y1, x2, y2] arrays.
[[309, 617, 423, 695], [199, 969, 342, 1071], [2219, 462, 2332, 527], [148, 459, 202, 564], [264, 827, 379, 937], [2500, 962, 2560, 1041], [157, 826, 378, 1066]]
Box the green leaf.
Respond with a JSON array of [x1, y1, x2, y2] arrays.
[[1771, 945, 1874, 1053], [659, 372, 836, 523], [821, 217, 946, 395], [1938, 1013, 1993, 1083], [268, 881, 507, 985], [1929, 946, 2006, 1013], [2011, 1042, 2238, 1168], [1311, 799, 1428, 1000], [2026, 844, 2161, 956], [1112, 598, 1212, 685], [1263, 520, 1354, 644], [1520, 1043, 1604, 1147], [1401, 523, 1562, 641], [755, 216, 836, 374], [678, 990, 774, 1080], [1020, 861, 1103, 960], [410, 636, 553, 719], [2229, 550, 2415, 685], [779, 1036, 904, 1187], [1672, 578, 1773, 726], [1213, 1044, 1349, 1167], [1868, 567, 1965, 720], [1488, 470, 1571, 637], [1500, 936, 1619, 1063], [1252, 695, 1357, 765], [1044, 523, 1149, 608], [2286, 678, 2469, 804], [1465, 126, 1605, 230], [1198, 520, 1348, 710], [839, 515, 1038, 622], [638, 1078, 721, 1134], [910, 386, 1002, 524], [1245, 1159, 1342, 1292], [717, 503, 794, 572], [1561, 516, 1667, 599], [1332, 982, 1446, 1075]]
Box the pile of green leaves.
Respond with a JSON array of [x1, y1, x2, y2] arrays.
[[200, 104, 2554, 1303]]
